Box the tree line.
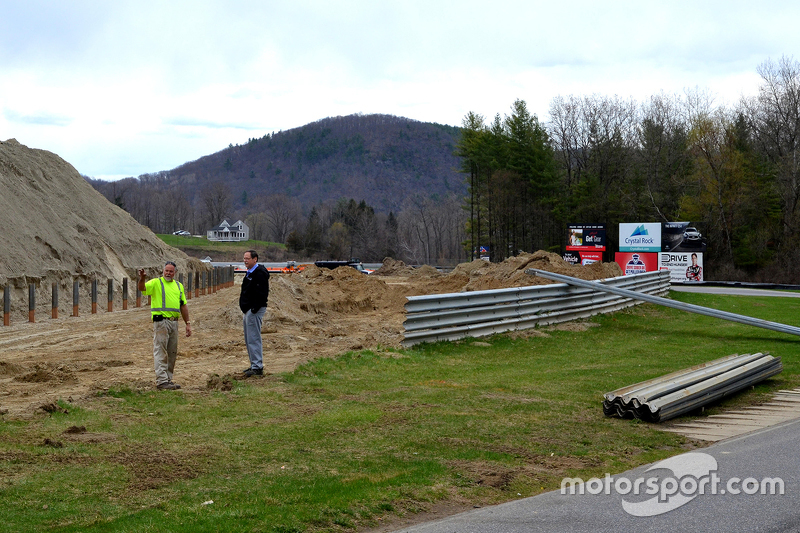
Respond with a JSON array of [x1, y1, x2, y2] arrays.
[[459, 56, 800, 281], [89, 173, 468, 265]]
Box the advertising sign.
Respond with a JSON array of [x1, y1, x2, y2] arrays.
[[615, 252, 659, 276], [619, 223, 662, 252], [563, 250, 604, 266], [659, 252, 704, 283], [566, 224, 606, 251], [662, 222, 707, 253]]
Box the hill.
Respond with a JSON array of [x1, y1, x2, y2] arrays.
[[174, 114, 463, 213], [0, 139, 205, 316], [92, 114, 465, 217]]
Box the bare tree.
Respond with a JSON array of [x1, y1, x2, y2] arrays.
[[263, 194, 302, 243], [201, 182, 232, 229]]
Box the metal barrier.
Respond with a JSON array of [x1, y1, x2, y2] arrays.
[[402, 270, 671, 346], [603, 353, 783, 422]]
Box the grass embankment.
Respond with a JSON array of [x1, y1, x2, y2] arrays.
[[157, 234, 285, 261], [2, 292, 800, 532]]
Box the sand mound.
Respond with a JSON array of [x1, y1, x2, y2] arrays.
[[0, 139, 207, 318]]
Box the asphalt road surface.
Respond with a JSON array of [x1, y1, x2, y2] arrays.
[[392, 418, 800, 533]]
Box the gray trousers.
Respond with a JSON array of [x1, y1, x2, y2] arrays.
[[243, 307, 266, 370], [153, 320, 178, 385]]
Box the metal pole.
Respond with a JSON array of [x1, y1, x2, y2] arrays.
[[28, 283, 35, 323], [52, 282, 58, 319], [107, 279, 113, 312], [73, 280, 79, 317], [3, 284, 9, 326], [91, 279, 97, 314], [186, 271, 192, 300], [3, 283, 11, 326], [194, 271, 199, 298], [122, 278, 128, 310], [526, 269, 800, 337]]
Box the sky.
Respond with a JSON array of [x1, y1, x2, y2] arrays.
[[1, 1, 799, 181]]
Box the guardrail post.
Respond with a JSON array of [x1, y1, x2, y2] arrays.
[[107, 279, 113, 312], [4, 284, 10, 326], [73, 280, 79, 317], [186, 271, 192, 300], [91, 280, 97, 314], [28, 283, 35, 323], [52, 282, 58, 319], [122, 278, 128, 310], [194, 272, 199, 298], [136, 285, 141, 308]]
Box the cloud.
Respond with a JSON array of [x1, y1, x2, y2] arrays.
[[4, 110, 73, 127]]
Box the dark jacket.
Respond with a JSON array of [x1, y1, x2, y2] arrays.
[[239, 264, 270, 313]]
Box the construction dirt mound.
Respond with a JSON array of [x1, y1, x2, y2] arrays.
[[0, 139, 207, 317], [0, 252, 621, 418]]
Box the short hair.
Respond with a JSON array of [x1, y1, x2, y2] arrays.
[[691, 253, 697, 259], [245, 250, 258, 261], [165, 261, 177, 268]]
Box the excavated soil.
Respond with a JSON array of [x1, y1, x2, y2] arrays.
[[0, 252, 621, 418]]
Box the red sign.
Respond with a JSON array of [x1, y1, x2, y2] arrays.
[[614, 252, 659, 276]]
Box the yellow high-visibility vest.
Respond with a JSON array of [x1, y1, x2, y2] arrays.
[[144, 277, 185, 318]]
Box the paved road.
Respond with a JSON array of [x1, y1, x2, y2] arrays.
[[392, 418, 800, 533]]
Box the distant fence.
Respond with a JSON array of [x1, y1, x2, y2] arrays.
[[402, 270, 671, 346], [2, 266, 235, 326]]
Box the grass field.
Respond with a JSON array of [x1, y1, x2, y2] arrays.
[[156, 234, 285, 260], [2, 291, 799, 532]]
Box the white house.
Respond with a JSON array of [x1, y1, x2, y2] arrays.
[[207, 219, 249, 242]]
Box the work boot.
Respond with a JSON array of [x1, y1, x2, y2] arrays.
[[157, 382, 181, 390]]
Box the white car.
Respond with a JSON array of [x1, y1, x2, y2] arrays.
[[172, 230, 191, 236], [683, 227, 702, 241]]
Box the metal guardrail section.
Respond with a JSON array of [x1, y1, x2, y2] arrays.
[[402, 270, 670, 347], [603, 353, 783, 422], [527, 268, 800, 337]]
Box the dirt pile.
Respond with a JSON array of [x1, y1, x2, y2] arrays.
[[0, 139, 206, 317], [0, 252, 623, 418]]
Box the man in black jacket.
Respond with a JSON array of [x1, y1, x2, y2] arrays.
[[239, 250, 270, 376]]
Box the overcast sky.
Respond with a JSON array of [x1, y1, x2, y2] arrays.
[[1, 1, 798, 181]]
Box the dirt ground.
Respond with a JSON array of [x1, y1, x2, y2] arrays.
[[0, 252, 622, 419]]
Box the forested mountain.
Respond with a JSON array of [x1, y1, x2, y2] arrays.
[[91, 114, 462, 220], [88, 114, 468, 265], [216, 114, 460, 211]]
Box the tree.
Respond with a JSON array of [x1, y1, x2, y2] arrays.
[[201, 182, 232, 229]]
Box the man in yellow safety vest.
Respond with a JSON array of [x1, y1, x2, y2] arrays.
[[138, 261, 192, 390]]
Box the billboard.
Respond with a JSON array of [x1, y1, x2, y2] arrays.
[[659, 252, 704, 283], [564, 250, 604, 266], [615, 252, 659, 276], [566, 224, 606, 251], [662, 222, 707, 253], [619, 223, 662, 252]]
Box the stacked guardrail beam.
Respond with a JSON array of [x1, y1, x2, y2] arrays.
[[603, 353, 782, 422]]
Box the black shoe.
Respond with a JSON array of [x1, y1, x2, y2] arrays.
[[243, 368, 263, 377]]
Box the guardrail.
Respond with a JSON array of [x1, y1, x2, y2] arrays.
[[603, 353, 783, 422], [2, 266, 235, 325], [402, 270, 670, 346]]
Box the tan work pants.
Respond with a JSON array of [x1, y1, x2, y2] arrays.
[[153, 320, 178, 385]]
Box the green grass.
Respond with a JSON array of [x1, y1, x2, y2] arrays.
[[2, 291, 799, 532], [156, 234, 285, 257]]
